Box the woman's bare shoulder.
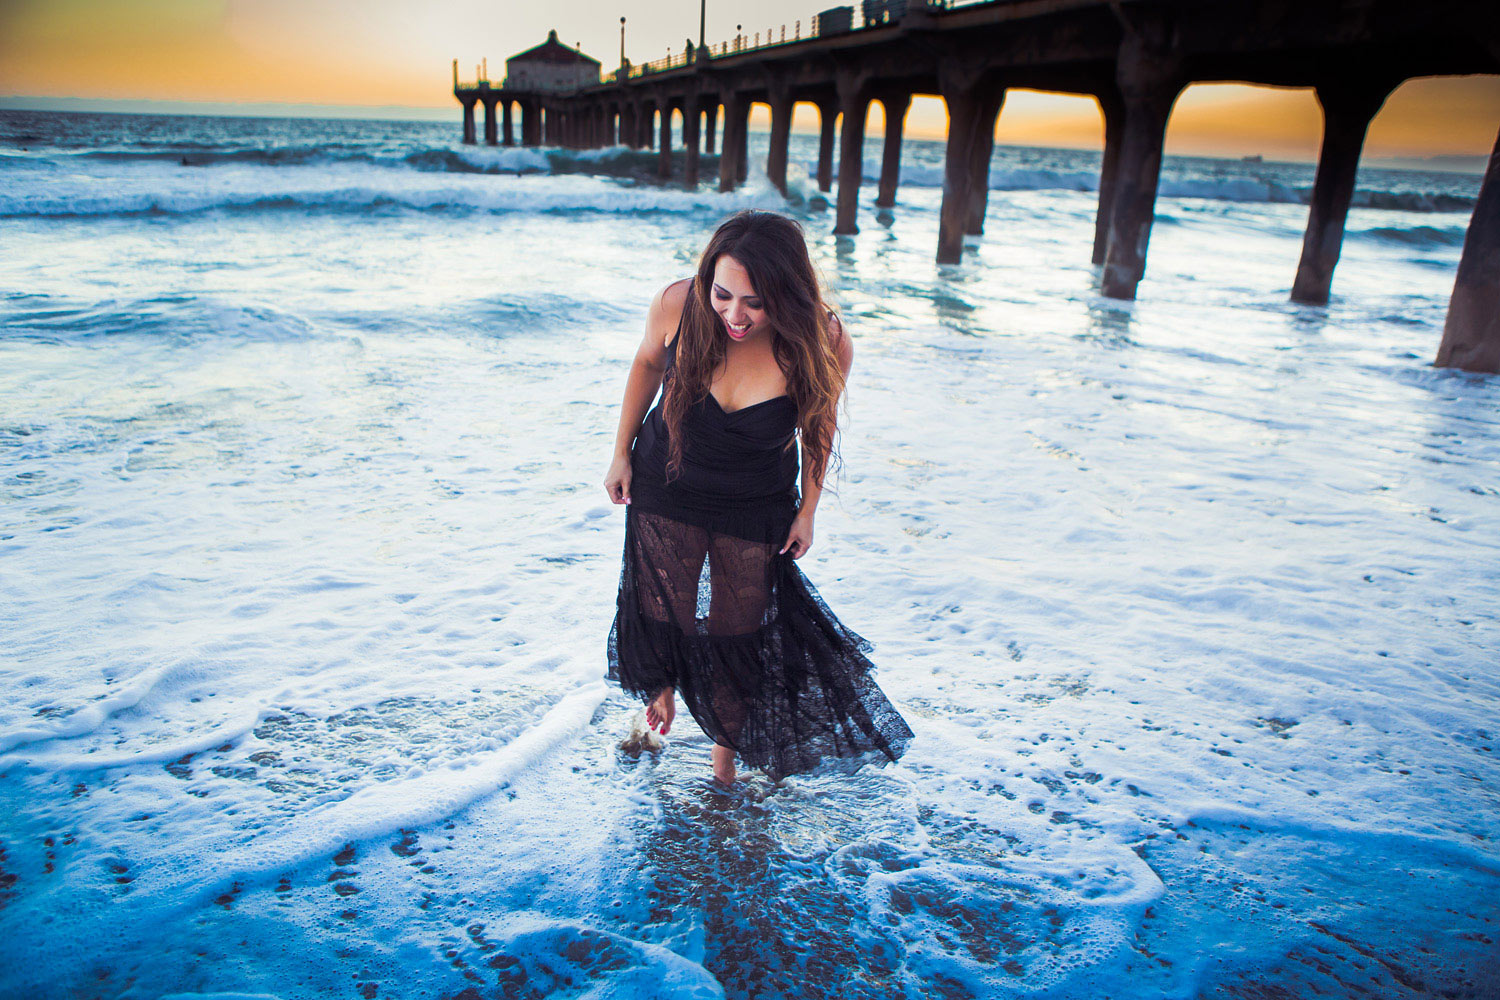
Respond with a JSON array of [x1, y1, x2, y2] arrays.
[[826, 309, 853, 371], [655, 276, 694, 347]]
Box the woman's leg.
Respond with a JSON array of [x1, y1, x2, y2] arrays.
[[629, 512, 709, 735], [704, 533, 777, 784]]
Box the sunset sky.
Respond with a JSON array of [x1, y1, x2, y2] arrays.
[[2, 0, 1496, 165]]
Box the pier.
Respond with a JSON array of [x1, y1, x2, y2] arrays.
[[456, 1, 1500, 373]]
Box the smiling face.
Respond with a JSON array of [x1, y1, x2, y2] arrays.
[[711, 255, 767, 344]]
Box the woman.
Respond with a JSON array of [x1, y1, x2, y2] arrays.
[[603, 210, 913, 786]]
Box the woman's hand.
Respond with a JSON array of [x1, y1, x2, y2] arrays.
[[780, 509, 815, 558], [604, 454, 632, 505]]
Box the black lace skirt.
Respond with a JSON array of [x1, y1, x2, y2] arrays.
[[606, 482, 914, 782]]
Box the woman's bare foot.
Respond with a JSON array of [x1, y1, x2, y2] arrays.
[[711, 744, 736, 786], [645, 687, 675, 735]]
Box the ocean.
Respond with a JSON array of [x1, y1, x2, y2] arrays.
[[1, 109, 1496, 1000]]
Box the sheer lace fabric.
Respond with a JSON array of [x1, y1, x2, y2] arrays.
[[607, 507, 914, 781]]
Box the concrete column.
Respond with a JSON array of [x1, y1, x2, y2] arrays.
[[684, 99, 702, 187], [719, 93, 746, 192], [1436, 124, 1500, 373], [937, 79, 988, 264], [1099, 34, 1183, 300], [643, 106, 655, 150], [1290, 80, 1394, 305], [705, 103, 718, 154], [502, 100, 514, 146], [1092, 89, 1124, 265], [835, 85, 870, 235], [875, 93, 910, 208], [767, 93, 795, 196], [965, 88, 1006, 235], [816, 99, 837, 192], [658, 104, 673, 178], [482, 96, 498, 146], [460, 96, 477, 145], [735, 102, 750, 182]]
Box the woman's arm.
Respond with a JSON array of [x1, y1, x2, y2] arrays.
[[782, 312, 853, 555], [603, 279, 689, 504]]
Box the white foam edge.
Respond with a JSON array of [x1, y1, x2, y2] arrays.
[[0, 660, 228, 758], [1173, 798, 1500, 871], [123, 681, 607, 906], [494, 914, 726, 999]]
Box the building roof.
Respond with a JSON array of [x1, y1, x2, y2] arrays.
[[508, 29, 601, 66]]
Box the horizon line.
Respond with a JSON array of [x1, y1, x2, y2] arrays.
[[1, 95, 1489, 173]]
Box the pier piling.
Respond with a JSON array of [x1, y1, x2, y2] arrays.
[[1436, 124, 1500, 373], [835, 77, 872, 235], [965, 88, 1006, 235], [684, 98, 702, 187], [875, 93, 910, 209], [1290, 79, 1395, 305], [483, 97, 498, 145], [735, 103, 750, 182], [719, 94, 747, 192], [767, 88, 795, 196], [460, 96, 477, 145], [816, 98, 837, 193], [937, 69, 990, 264], [1092, 89, 1124, 265], [1099, 30, 1183, 299], [658, 102, 673, 178]]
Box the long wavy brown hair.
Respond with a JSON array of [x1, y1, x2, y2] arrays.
[[663, 210, 844, 491]]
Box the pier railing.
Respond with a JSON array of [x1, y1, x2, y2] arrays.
[[456, 0, 1004, 90], [599, 0, 995, 85]]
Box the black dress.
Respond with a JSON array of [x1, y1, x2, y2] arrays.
[[606, 309, 914, 781]]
